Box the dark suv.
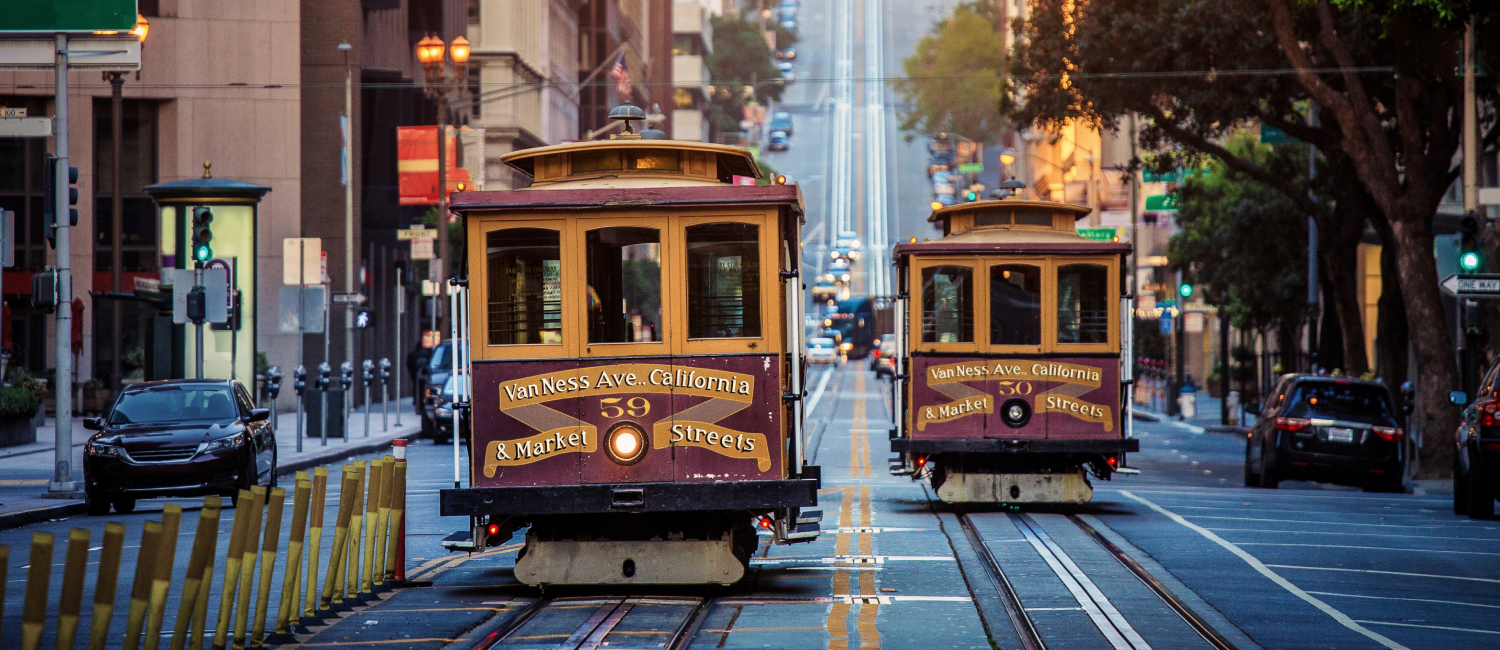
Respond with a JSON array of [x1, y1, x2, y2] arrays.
[[1244, 375, 1405, 492], [1453, 359, 1500, 518], [82, 379, 277, 514]]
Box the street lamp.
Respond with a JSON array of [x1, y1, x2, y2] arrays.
[[415, 33, 472, 338], [104, 13, 149, 390]]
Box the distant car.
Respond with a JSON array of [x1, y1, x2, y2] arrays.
[[820, 328, 843, 345], [1455, 358, 1500, 518], [830, 257, 849, 271], [873, 338, 896, 378], [431, 373, 471, 446], [807, 337, 838, 364], [934, 193, 956, 207], [777, 46, 797, 61], [1244, 375, 1405, 493], [420, 340, 465, 438], [776, 61, 795, 81], [82, 379, 277, 515], [767, 131, 790, 151], [770, 111, 794, 136], [780, 19, 797, 32], [780, 0, 797, 8], [780, 5, 797, 20]]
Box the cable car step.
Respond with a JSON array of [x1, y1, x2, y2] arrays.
[[440, 530, 480, 552], [889, 456, 914, 476]]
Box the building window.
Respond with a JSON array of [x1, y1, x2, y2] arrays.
[[93, 99, 159, 274]]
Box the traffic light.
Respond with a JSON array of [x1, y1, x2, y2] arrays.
[[43, 155, 79, 249], [965, 190, 978, 202], [1179, 282, 1194, 299], [1459, 214, 1482, 272], [192, 207, 214, 264], [185, 286, 206, 323]]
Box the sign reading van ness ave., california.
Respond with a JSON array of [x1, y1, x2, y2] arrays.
[[472, 359, 785, 485], [911, 358, 1119, 437]]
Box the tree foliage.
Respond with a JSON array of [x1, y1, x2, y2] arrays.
[[704, 15, 786, 136], [894, 2, 1008, 142]]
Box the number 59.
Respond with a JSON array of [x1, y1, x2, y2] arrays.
[[601, 397, 650, 419]]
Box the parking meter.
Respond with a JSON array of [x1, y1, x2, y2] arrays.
[[265, 366, 283, 400], [317, 362, 332, 391], [294, 365, 307, 397], [362, 359, 375, 384], [379, 358, 392, 383], [340, 361, 354, 391]]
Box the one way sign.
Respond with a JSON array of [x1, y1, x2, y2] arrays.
[[1441, 274, 1500, 297]]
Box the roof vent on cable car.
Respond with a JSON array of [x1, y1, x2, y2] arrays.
[[608, 101, 648, 140], [639, 128, 668, 140], [992, 179, 1027, 199]]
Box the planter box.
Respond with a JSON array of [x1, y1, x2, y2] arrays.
[[0, 416, 38, 448]]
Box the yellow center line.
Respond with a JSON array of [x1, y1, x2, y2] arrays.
[[298, 638, 465, 647]]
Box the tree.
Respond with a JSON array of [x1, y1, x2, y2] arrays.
[[1007, 0, 1498, 476], [705, 15, 786, 137], [894, 2, 1009, 142]]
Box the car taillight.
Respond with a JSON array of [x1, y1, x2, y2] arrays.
[[1372, 426, 1403, 441], [1275, 417, 1311, 432], [874, 349, 882, 357], [1481, 402, 1500, 427]]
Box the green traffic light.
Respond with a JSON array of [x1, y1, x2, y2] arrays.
[[1179, 283, 1194, 298], [1461, 251, 1481, 271], [195, 245, 212, 262], [966, 191, 978, 201]]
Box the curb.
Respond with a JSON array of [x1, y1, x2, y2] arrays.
[[1204, 425, 1249, 435], [0, 429, 421, 531]]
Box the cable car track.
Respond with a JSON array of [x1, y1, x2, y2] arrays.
[[477, 595, 711, 650], [957, 512, 1242, 650]]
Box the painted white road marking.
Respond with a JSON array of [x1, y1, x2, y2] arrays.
[[1307, 591, 1500, 610], [1122, 490, 1410, 650], [805, 367, 836, 415], [1353, 620, 1500, 635], [1266, 565, 1500, 584], [1013, 515, 1152, 650], [1235, 542, 1500, 556]]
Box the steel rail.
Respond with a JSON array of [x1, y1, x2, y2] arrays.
[[957, 513, 1047, 650]]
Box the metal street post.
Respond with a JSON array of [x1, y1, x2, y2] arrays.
[[394, 277, 403, 426], [340, 41, 356, 388], [50, 32, 77, 495], [1463, 17, 1477, 213], [362, 359, 372, 438], [194, 266, 205, 377], [108, 71, 123, 390]]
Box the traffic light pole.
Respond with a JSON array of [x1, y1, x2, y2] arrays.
[[48, 33, 77, 496], [194, 265, 205, 378]]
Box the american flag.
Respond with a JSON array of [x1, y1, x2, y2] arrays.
[[610, 54, 631, 97]]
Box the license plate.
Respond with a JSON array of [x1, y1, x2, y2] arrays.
[[1327, 427, 1355, 443]]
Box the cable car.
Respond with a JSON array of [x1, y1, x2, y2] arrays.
[[438, 107, 821, 586], [889, 189, 1139, 503]]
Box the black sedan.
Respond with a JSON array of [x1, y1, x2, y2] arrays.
[[82, 379, 277, 514], [1454, 357, 1500, 518], [1244, 375, 1405, 492], [430, 373, 471, 446]]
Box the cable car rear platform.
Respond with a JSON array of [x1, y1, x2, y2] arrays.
[[440, 472, 821, 517], [890, 438, 1139, 454]]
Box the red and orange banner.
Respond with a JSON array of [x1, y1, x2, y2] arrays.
[[397, 125, 459, 205]]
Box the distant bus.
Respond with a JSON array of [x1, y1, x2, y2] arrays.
[[829, 297, 878, 358]]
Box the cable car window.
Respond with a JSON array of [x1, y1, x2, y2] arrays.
[[973, 211, 1009, 227], [922, 265, 973, 343], [686, 223, 761, 338], [571, 150, 622, 174], [587, 227, 662, 343], [1013, 210, 1053, 226], [1057, 263, 1109, 344], [487, 228, 562, 345], [990, 264, 1041, 345], [628, 151, 681, 172]]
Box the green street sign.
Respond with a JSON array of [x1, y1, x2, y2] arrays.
[[1260, 124, 1298, 145], [1076, 227, 1117, 242], [1145, 194, 1179, 211], [1142, 169, 1179, 183], [1, 0, 136, 32], [957, 163, 984, 173]]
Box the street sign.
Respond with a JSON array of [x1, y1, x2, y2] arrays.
[[1159, 310, 1173, 334], [1, 0, 137, 32], [397, 227, 436, 241], [332, 292, 367, 305], [1441, 273, 1500, 297], [411, 238, 434, 260], [170, 268, 229, 324], [1143, 169, 1178, 183], [1076, 227, 1116, 242], [1259, 124, 1298, 145], [282, 237, 322, 285], [956, 163, 983, 173], [0, 117, 51, 137], [1480, 188, 1500, 206], [1145, 194, 1179, 211], [0, 209, 13, 268], [0, 37, 141, 72], [279, 285, 327, 333], [0, 108, 24, 118]]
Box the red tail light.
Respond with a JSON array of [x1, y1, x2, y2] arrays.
[[1480, 401, 1500, 427], [1107, 456, 1117, 467], [1275, 417, 1312, 432], [758, 516, 773, 530], [915, 455, 927, 467], [873, 349, 882, 357], [487, 523, 500, 536], [1372, 426, 1403, 441]]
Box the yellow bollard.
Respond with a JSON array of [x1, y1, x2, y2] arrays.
[[230, 486, 269, 650], [320, 466, 358, 611], [122, 522, 162, 650], [213, 490, 254, 650], [186, 497, 224, 650], [373, 456, 394, 589], [170, 497, 222, 650], [386, 460, 406, 582], [249, 487, 287, 647], [341, 462, 366, 605], [303, 467, 328, 622], [56, 528, 91, 650], [21, 531, 55, 650], [143, 503, 184, 650], [273, 475, 312, 638], [361, 459, 384, 595], [86, 523, 127, 650]]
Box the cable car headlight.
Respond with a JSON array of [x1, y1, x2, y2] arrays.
[[605, 422, 648, 465], [1000, 398, 1032, 428]]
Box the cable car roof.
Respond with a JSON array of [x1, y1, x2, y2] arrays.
[[898, 197, 1130, 257], [926, 198, 1091, 223], [499, 140, 762, 184]]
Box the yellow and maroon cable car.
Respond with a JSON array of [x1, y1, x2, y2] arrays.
[[889, 191, 1139, 503], [439, 109, 820, 586]]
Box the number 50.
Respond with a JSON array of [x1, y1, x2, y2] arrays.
[[601, 397, 651, 418]]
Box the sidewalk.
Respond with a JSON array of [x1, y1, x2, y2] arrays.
[[0, 398, 423, 529], [1133, 394, 1249, 434]]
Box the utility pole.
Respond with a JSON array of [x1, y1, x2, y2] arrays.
[[108, 71, 123, 390], [341, 42, 356, 390], [48, 33, 77, 496], [1306, 106, 1320, 373], [435, 95, 449, 338]]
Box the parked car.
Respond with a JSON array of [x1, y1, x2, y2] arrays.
[[420, 340, 466, 438], [777, 46, 797, 61], [776, 61, 795, 82], [768, 131, 790, 151], [82, 379, 276, 515], [870, 334, 895, 376], [430, 373, 471, 446], [1454, 359, 1500, 518], [770, 111, 794, 136], [1244, 375, 1405, 493], [781, 19, 797, 32], [807, 337, 839, 365]]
